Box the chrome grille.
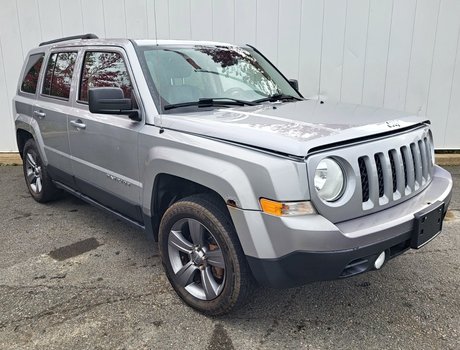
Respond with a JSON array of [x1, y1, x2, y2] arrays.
[[358, 135, 433, 210]]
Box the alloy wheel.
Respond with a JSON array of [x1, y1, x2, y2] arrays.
[[167, 218, 226, 300], [25, 152, 42, 193]]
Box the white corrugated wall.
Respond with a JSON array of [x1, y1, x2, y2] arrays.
[[1, 0, 459, 151]]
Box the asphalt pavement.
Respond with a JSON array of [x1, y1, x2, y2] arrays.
[[0, 165, 459, 350]]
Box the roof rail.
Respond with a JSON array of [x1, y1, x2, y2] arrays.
[[39, 33, 99, 47]]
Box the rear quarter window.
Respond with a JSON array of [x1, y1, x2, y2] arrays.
[[20, 54, 45, 94], [42, 51, 78, 99]]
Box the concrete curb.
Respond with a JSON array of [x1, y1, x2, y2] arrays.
[[0, 153, 22, 165], [1, 152, 460, 166], [434, 153, 460, 166]]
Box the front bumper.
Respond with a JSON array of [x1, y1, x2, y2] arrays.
[[229, 165, 452, 288]]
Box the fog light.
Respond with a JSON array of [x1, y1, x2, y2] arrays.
[[374, 251, 386, 269]]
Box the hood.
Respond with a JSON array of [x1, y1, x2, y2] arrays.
[[160, 100, 427, 157]]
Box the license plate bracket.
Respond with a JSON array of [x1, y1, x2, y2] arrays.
[[411, 201, 445, 249]]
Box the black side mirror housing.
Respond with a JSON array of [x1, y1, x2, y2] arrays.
[[289, 79, 299, 91], [88, 87, 140, 121]]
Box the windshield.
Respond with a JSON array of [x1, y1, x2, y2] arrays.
[[137, 45, 301, 112]]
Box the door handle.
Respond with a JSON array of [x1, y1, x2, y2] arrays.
[[70, 119, 86, 130], [33, 110, 46, 119]]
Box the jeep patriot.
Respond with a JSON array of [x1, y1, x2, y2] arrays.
[[13, 34, 453, 315]]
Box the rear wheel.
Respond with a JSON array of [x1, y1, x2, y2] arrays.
[[158, 194, 255, 315], [22, 139, 59, 203]]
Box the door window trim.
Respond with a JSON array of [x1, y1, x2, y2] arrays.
[[77, 49, 133, 105], [72, 46, 143, 122]]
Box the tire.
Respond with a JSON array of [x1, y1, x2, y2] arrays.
[[158, 194, 255, 315], [22, 139, 59, 203]]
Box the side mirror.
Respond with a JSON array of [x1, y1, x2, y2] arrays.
[[88, 87, 140, 121], [289, 79, 299, 91]]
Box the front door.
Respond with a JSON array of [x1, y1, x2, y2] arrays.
[[67, 48, 143, 223]]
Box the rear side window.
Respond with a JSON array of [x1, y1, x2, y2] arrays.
[[79, 51, 132, 102], [42, 51, 78, 99], [21, 54, 44, 94]]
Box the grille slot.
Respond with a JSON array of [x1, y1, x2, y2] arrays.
[[374, 154, 385, 198], [423, 137, 432, 173], [388, 150, 397, 193], [400, 146, 408, 187], [358, 135, 433, 209], [358, 157, 369, 202], [411, 142, 422, 187], [419, 139, 428, 181]]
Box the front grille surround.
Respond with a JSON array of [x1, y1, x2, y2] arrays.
[[358, 135, 433, 209], [306, 126, 434, 224]]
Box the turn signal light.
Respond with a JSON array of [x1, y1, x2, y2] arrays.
[[259, 198, 316, 216]]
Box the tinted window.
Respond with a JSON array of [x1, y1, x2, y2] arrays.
[[21, 54, 44, 94], [42, 52, 77, 99], [79, 51, 132, 102]]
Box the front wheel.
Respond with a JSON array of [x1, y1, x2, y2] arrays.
[[158, 195, 255, 315]]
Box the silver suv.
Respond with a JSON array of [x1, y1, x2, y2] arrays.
[[13, 34, 453, 315]]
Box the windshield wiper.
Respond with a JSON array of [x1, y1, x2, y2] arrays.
[[253, 93, 302, 103], [164, 97, 256, 111]]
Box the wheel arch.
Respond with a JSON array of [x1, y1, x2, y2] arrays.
[[16, 128, 34, 159], [142, 148, 259, 214], [15, 117, 47, 164], [141, 147, 260, 242], [148, 172, 239, 242]]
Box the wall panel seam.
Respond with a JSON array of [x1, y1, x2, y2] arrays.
[[360, 0, 372, 104], [339, 0, 349, 101], [382, 0, 395, 106], [57, 0, 64, 36], [36, 0, 43, 40], [317, 0, 326, 96], [443, 18, 460, 145], [403, 0, 418, 111], [14, 0, 25, 59], [296, 0, 303, 81], [425, 0, 442, 116]]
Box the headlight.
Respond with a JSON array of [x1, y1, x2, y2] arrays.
[[314, 158, 345, 201]]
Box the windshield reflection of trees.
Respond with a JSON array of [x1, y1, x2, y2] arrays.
[[194, 46, 280, 96]]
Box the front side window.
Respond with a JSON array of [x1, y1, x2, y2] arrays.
[[42, 51, 77, 99], [79, 51, 132, 102], [21, 54, 45, 94]]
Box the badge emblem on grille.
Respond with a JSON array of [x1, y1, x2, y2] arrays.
[[386, 120, 400, 128]]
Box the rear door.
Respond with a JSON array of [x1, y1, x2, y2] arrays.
[[34, 49, 79, 186], [68, 47, 144, 223]]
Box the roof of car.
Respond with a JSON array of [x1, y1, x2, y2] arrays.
[[29, 37, 240, 57], [36, 37, 237, 50], [134, 39, 236, 47]]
